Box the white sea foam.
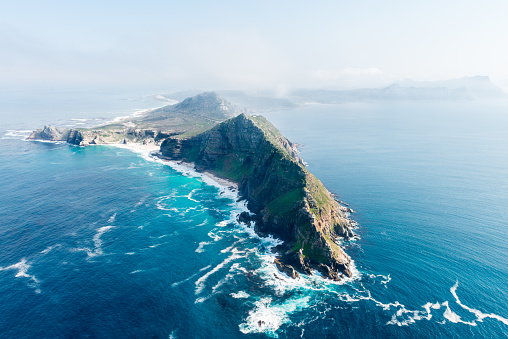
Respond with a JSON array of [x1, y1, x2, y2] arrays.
[[207, 231, 223, 242], [2, 129, 33, 140], [27, 139, 65, 144], [380, 274, 391, 286], [168, 329, 177, 339], [186, 189, 199, 203], [0, 258, 41, 293], [195, 219, 208, 227], [76, 226, 114, 258], [40, 244, 61, 254], [374, 280, 508, 327], [220, 240, 242, 254], [171, 265, 212, 287], [195, 251, 242, 295], [231, 291, 250, 299], [211, 273, 234, 294], [450, 281, 508, 326], [108, 213, 117, 223], [134, 197, 146, 208], [239, 296, 311, 337], [195, 241, 210, 253]]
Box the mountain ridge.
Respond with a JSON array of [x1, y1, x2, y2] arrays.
[[159, 113, 356, 280]]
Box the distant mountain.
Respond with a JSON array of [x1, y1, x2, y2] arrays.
[[290, 84, 473, 104], [216, 90, 299, 112], [161, 90, 299, 112], [140, 92, 245, 136], [399, 76, 507, 99], [154, 77, 506, 109], [148, 91, 243, 122], [290, 76, 507, 103]]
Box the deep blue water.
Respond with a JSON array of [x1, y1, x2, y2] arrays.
[[1, 93, 507, 338]]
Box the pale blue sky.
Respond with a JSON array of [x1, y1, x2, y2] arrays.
[[1, 0, 507, 90]]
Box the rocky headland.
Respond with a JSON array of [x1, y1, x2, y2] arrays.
[[27, 92, 245, 146], [27, 92, 356, 280], [159, 113, 356, 280]]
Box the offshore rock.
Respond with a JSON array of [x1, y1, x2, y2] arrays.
[[274, 258, 300, 279], [27, 125, 69, 141], [160, 113, 355, 280]]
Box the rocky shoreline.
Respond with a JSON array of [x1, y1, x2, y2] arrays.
[[26, 92, 357, 281], [159, 113, 356, 280]]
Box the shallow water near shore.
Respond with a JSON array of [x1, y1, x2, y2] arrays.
[[1, 94, 507, 338]]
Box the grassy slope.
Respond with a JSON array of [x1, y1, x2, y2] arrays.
[[162, 114, 348, 269]]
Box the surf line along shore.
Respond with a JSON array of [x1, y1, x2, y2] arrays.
[[26, 92, 358, 281]]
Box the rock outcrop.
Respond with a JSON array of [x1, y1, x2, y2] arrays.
[[27, 125, 70, 141], [160, 113, 355, 280]]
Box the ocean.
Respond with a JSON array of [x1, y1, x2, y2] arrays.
[[0, 89, 507, 338]]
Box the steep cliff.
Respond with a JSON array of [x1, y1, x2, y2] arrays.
[[160, 113, 355, 280]]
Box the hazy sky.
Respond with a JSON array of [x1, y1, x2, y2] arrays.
[[2, 0, 508, 91]]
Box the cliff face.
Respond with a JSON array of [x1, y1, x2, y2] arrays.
[[160, 113, 355, 280]]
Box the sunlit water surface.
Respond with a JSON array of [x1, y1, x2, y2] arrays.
[[1, 92, 507, 338]]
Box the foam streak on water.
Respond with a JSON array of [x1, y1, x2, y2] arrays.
[[0, 259, 41, 294]]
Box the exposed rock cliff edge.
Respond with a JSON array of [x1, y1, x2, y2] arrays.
[[27, 92, 356, 280], [160, 113, 356, 280]]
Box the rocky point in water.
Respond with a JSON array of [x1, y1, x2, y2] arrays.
[[159, 113, 356, 280], [27, 92, 356, 280]]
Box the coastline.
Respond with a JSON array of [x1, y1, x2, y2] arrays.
[[111, 142, 160, 154], [24, 102, 358, 282], [151, 152, 239, 190]]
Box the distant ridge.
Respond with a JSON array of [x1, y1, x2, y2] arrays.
[[289, 76, 507, 103], [146, 91, 244, 124], [159, 90, 299, 112], [399, 76, 507, 99], [290, 84, 473, 104]]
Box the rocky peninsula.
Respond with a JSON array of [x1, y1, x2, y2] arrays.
[[27, 92, 356, 280], [27, 92, 245, 145]]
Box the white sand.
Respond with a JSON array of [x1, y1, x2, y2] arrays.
[[112, 142, 160, 154]]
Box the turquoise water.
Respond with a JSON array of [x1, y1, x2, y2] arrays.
[[0, 94, 507, 338]]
